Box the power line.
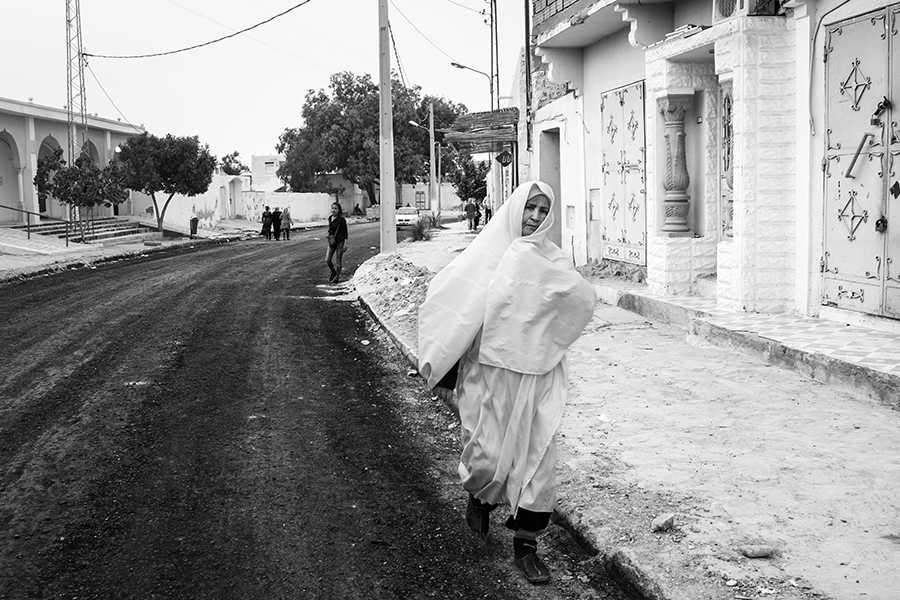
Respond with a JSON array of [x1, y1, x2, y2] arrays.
[[158, 0, 334, 72], [443, 0, 484, 15], [388, 0, 458, 63], [249, 0, 371, 63], [84, 61, 143, 133], [83, 0, 317, 59], [389, 24, 408, 88]]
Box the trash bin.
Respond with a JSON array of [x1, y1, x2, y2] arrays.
[[189, 217, 199, 236]]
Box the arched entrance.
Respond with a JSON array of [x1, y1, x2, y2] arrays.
[[0, 131, 21, 223], [82, 140, 100, 164], [38, 136, 63, 217]]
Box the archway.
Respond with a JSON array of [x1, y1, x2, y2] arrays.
[[38, 136, 62, 216], [82, 140, 100, 164], [0, 131, 22, 222]]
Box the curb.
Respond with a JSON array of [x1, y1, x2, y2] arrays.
[[0, 234, 243, 284], [597, 284, 900, 410], [601, 549, 671, 600], [687, 318, 900, 409]]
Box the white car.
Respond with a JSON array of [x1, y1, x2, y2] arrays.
[[395, 207, 423, 227]]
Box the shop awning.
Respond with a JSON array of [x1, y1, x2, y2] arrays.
[[443, 107, 519, 155]]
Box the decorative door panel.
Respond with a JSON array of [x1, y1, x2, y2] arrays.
[[823, 9, 893, 316], [600, 81, 647, 266]]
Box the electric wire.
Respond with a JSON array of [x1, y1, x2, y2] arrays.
[[389, 24, 409, 88], [84, 61, 144, 133], [443, 0, 484, 15], [248, 0, 371, 63], [388, 0, 459, 63], [83, 0, 317, 59], [158, 0, 334, 71]]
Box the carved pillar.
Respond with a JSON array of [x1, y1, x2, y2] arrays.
[[721, 83, 734, 238], [657, 93, 693, 234]]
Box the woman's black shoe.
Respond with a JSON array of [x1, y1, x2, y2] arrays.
[[466, 494, 492, 538], [513, 537, 550, 584]]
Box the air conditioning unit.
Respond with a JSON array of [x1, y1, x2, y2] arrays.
[[712, 0, 782, 23]]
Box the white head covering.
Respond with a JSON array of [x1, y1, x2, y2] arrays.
[[418, 181, 596, 388]]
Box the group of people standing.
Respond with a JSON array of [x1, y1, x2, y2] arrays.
[[259, 202, 347, 284], [464, 198, 491, 232], [260, 206, 293, 241]]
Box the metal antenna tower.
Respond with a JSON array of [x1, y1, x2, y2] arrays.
[[65, 0, 89, 161]]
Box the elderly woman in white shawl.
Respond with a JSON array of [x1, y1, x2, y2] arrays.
[[418, 181, 596, 584]]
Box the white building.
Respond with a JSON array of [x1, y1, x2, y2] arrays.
[[523, 0, 898, 327], [0, 96, 143, 223]]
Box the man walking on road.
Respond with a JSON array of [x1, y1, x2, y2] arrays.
[[464, 198, 477, 231]]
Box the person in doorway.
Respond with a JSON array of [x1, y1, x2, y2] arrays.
[[281, 206, 292, 240], [464, 198, 477, 231], [326, 202, 348, 283], [417, 181, 596, 585], [261, 206, 273, 240], [272, 206, 283, 240]]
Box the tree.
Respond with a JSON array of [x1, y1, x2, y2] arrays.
[[220, 151, 248, 176], [116, 132, 216, 232], [449, 156, 489, 204], [33, 147, 129, 240], [276, 71, 467, 207]]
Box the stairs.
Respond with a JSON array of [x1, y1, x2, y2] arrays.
[[9, 216, 160, 246]]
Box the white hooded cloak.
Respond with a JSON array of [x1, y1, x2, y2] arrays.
[[418, 181, 596, 514]]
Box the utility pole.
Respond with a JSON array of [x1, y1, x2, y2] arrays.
[[65, 0, 88, 162], [428, 102, 439, 219], [490, 0, 499, 111], [524, 0, 533, 151], [436, 142, 442, 220], [378, 0, 397, 253]]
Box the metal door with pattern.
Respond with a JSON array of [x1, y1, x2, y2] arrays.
[[600, 81, 647, 265], [823, 7, 900, 318]]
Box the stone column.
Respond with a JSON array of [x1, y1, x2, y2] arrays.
[[15, 167, 26, 215], [657, 93, 693, 234], [721, 83, 735, 238]]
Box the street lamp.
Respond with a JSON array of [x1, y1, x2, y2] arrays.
[[409, 102, 439, 219], [451, 61, 494, 111]]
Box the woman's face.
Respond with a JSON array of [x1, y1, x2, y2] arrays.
[[331, 204, 340, 216], [521, 194, 550, 236]]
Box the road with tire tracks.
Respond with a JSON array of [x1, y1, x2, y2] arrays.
[[0, 222, 624, 599]]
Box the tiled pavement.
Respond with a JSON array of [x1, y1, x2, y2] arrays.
[[597, 284, 900, 384], [0, 224, 84, 255]]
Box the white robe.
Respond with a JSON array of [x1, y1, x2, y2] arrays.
[[418, 181, 596, 515]]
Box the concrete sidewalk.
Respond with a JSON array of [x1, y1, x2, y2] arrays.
[[0, 216, 362, 283], [354, 220, 900, 600]]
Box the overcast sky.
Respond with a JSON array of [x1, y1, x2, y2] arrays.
[[4, 0, 525, 161]]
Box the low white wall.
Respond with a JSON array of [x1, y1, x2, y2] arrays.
[[398, 182, 462, 212], [130, 173, 239, 231], [242, 191, 350, 224]]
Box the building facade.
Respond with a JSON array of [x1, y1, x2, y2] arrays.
[[527, 0, 899, 328], [0, 96, 143, 223]]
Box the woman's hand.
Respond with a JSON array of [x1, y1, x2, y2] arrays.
[[433, 386, 453, 403]]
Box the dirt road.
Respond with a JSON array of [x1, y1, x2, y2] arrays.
[[0, 224, 621, 600]]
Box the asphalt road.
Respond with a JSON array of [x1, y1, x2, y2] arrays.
[[0, 222, 624, 600]]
